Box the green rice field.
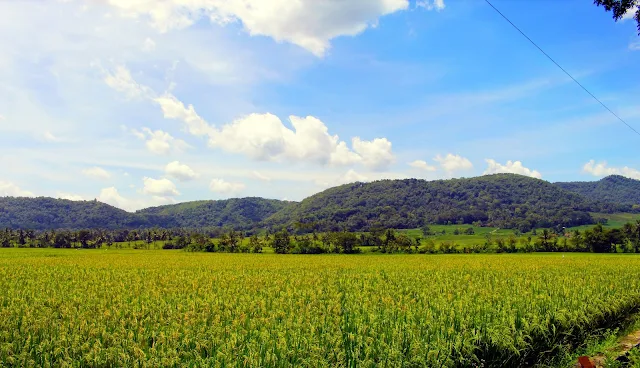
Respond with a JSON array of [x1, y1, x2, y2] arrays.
[[1, 249, 640, 367]]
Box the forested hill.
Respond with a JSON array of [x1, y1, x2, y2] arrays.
[[555, 175, 640, 207], [0, 174, 637, 231], [136, 197, 293, 230], [0, 197, 151, 230], [265, 174, 633, 232], [0, 197, 292, 230]]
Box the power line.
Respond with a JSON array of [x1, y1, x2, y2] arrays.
[[484, 0, 640, 138]]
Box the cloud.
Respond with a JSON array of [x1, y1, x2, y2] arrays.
[[99, 0, 410, 57], [252, 171, 271, 182], [142, 177, 180, 197], [105, 67, 396, 169], [209, 178, 246, 194], [82, 166, 111, 180], [97, 187, 144, 211], [165, 161, 198, 181], [630, 40, 640, 51], [338, 169, 369, 184], [154, 94, 215, 136], [352, 137, 395, 170], [622, 4, 639, 20], [484, 159, 542, 179], [434, 154, 473, 173], [416, 0, 446, 11], [57, 192, 84, 201], [130, 127, 189, 155], [209, 113, 395, 169], [0, 181, 35, 197], [316, 169, 408, 188], [408, 159, 437, 171], [102, 65, 151, 99], [583, 160, 640, 180], [98, 186, 174, 211]]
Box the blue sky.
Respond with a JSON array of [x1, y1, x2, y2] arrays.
[[0, 0, 639, 211]]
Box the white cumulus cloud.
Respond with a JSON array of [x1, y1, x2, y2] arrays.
[[434, 154, 473, 173], [130, 127, 189, 155], [0, 181, 35, 197], [99, 0, 410, 57], [165, 161, 198, 181], [98, 187, 174, 211], [82, 166, 111, 180], [98, 187, 129, 209], [583, 160, 640, 180], [103, 65, 151, 99], [409, 160, 437, 171], [209, 178, 246, 194], [484, 159, 542, 179], [105, 67, 395, 169], [210, 113, 395, 169], [142, 177, 180, 197], [154, 94, 214, 136], [57, 192, 84, 201], [352, 137, 395, 170]]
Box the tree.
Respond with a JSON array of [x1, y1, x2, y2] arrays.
[[333, 231, 359, 254], [248, 234, 263, 253], [77, 230, 92, 248], [584, 224, 611, 253], [594, 0, 640, 34], [272, 229, 291, 254], [421, 225, 433, 236], [570, 230, 585, 251], [633, 220, 640, 253]]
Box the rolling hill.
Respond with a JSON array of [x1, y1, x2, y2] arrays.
[[0, 197, 149, 230], [555, 175, 640, 207], [264, 174, 633, 232], [0, 174, 637, 231], [136, 197, 293, 230]]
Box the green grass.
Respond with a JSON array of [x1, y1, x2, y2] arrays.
[[2, 250, 640, 366]]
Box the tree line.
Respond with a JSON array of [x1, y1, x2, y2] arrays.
[[2, 221, 640, 254]]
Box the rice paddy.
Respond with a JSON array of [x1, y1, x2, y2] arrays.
[[1, 249, 639, 367]]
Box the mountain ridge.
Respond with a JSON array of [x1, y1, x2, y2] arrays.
[[1, 174, 638, 231]]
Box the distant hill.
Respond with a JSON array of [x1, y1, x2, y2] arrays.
[[265, 174, 633, 232], [0, 197, 292, 230], [136, 197, 293, 230], [0, 174, 637, 231], [0, 197, 149, 230], [555, 175, 640, 207]]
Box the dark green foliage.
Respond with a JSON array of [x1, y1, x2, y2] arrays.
[[137, 197, 293, 230], [0, 197, 151, 230], [555, 175, 640, 207], [271, 229, 291, 254], [0, 197, 290, 231], [594, 0, 640, 34], [266, 174, 623, 232], [1, 175, 637, 233]]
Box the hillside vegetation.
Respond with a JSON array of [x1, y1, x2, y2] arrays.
[[0, 197, 148, 230], [556, 175, 640, 207], [137, 197, 293, 230], [265, 174, 633, 232], [0, 174, 638, 231]]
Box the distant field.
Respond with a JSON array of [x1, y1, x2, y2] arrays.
[[1, 250, 640, 367]]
